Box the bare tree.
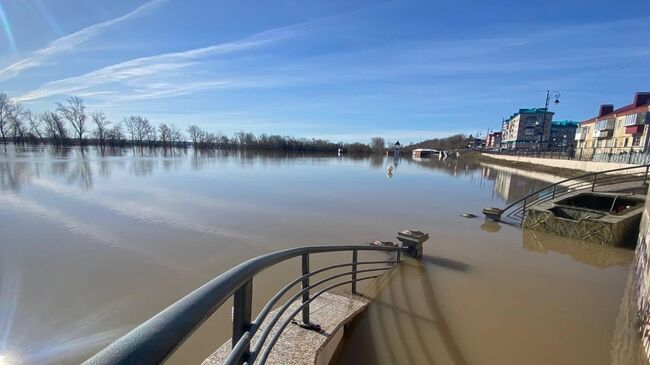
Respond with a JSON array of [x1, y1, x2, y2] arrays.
[[170, 124, 183, 146], [0, 93, 10, 145], [124, 115, 153, 145], [371, 137, 385, 154], [187, 125, 204, 146], [91, 111, 111, 145], [42, 111, 68, 144], [106, 122, 125, 146], [158, 123, 172, 146], [56, 96, 87, 144], [8, 103, 25, 143], [25, 110, 43, 142]]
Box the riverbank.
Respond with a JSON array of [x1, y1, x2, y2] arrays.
[[460, 151, 588, 178]]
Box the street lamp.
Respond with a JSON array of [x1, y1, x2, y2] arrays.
[[539, 90, 561, 151]]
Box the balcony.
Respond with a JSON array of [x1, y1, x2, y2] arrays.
[[625, 125, 645, 134], [623, 113, 641, 127], [596, 119, 614, 130], [575, 130, 586, 140], [592, 130, 611, 138]]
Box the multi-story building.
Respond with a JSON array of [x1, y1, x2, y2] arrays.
[[501, 108, 553, 150], [485, 131, 502, 149], [549, 120, 578, 149], [576, 92, 650, 153]]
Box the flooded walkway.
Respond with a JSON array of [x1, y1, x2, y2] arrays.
[[334, 230, 638, 365]]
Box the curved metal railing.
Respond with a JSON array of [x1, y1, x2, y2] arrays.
[[82, 244, 409, 365], [498, 164, 650, 225]]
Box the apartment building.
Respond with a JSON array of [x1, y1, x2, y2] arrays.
[[576, 92, 650, 152], [485, 131, 502, 149], [501, 108, 553, 150], [549, 120, 578, 149]]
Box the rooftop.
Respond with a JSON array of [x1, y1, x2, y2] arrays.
[[506, 108, 554, 121], [552, 120, 578, 127], [581, 92, 650, 125]]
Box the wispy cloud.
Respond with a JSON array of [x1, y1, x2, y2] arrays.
[[14, 26, 294, 102], [0, 0, 166, 82]]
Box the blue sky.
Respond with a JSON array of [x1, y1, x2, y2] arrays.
[[0, 0, 648, 143]]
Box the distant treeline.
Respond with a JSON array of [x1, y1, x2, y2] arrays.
[[0, 93, 372, 154], [403, 134, 473, 151]]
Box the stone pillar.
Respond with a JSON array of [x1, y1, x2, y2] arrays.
[[396, 230, 429, 258]]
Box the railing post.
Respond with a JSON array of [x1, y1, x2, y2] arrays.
[[628, 150, 633, 164], [297, 254, 320, 331], [301, 254, 310, 324], [351, 250, 358, 294], [232, 279, 252, 365], [396, 249, 401, 264], [552, 185, 556, 199], [644, 166, 649, 185], [591, 173, 597, 192]]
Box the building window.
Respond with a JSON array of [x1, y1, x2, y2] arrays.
[[633, 134, 642, 146], [624, 138, 629, 147]]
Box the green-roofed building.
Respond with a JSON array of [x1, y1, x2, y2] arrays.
[[549, 120, 578, 149]]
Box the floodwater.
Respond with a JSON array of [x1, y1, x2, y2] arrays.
[[0, 145, 641, 365]]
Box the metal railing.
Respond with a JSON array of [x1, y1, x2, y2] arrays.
[[496, 164, 650, 225], [484, 147, 650, 164], [82, 245, 409, 365]]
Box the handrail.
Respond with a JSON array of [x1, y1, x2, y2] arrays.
[[493, 164, 650, 225], [82, 244, 409, 365], [502, 164, 649, 212]]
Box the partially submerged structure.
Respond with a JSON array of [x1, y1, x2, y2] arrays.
[[83, 231, 429, 365], [412, 148, 438, 159], [523, 192, 644, 247]]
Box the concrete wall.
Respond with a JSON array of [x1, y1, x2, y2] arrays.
[[482, 153, 638, 173], [632, 186, 650, 362]]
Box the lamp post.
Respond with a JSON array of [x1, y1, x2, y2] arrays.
[[539, 90, 561, 152]]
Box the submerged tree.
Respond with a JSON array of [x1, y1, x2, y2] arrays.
[[25, 110, 43, 142], [92, 111, 111, 146], [57, 96, 87, 145], [0, 93, 10, 145], [8, 103, 25, 143], [42, 111, 68, 144], [371, 137, 385, 154]]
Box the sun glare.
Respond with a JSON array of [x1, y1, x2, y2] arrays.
[[0, 3, 16, 51]]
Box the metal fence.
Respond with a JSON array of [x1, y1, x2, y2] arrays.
[[483, 147, 650, 164], [82, 245, 409, 365]]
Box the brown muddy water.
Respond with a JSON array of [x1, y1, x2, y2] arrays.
[[0, 145, 642, 365]]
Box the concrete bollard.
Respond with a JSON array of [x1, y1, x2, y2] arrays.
[[396, 230, 429, 258], [482, 207, 503, 222]]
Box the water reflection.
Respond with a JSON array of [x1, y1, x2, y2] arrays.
[[523, 229, 633, 268], [1, 145, 555, 208], [336, 257, 470, 365]]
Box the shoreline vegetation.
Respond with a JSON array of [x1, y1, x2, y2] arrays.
[[0, 93, 374, 154], [0, 92, 481, 155]]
